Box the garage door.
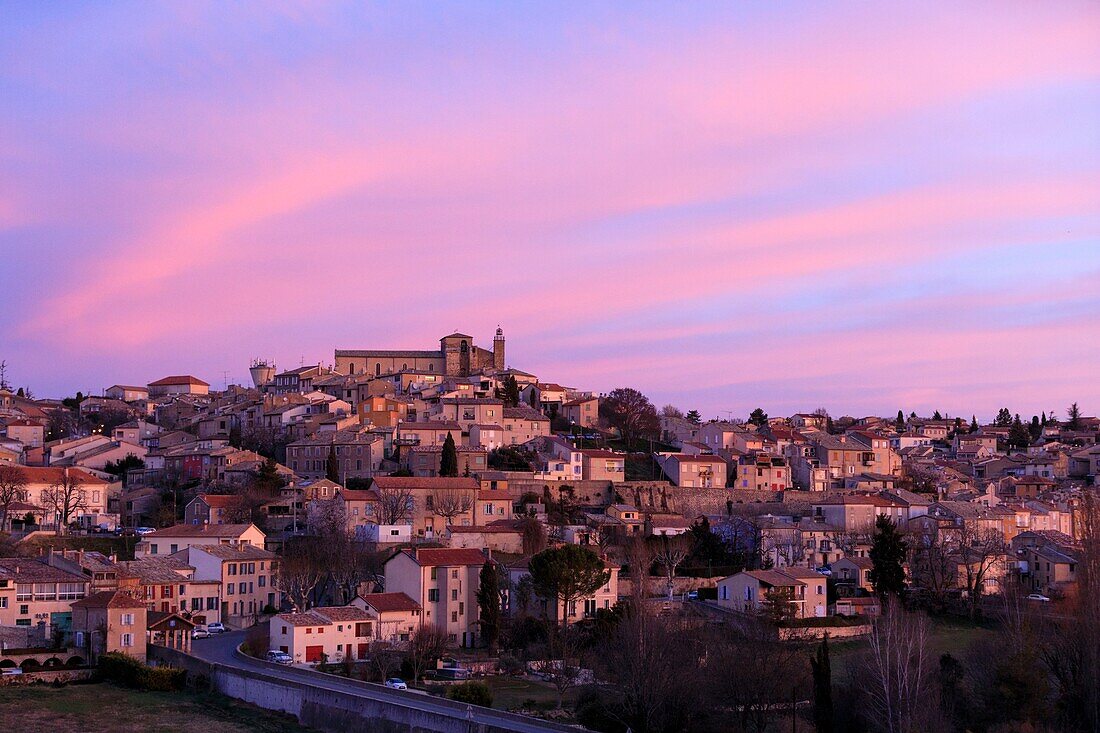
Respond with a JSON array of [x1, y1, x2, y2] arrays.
[[305, 646, 324, 663]]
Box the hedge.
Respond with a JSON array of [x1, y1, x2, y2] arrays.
[[98, 652, 186, 691]]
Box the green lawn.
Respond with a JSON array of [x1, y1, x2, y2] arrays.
[[481, 676, 579, 711], [830, 615, 998, 677], [0, 681, 312, 732]]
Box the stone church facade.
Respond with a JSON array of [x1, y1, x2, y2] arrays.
[[335, 328, 505, 378]]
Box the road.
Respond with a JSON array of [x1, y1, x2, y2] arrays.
[[189, 630, 580, 733]]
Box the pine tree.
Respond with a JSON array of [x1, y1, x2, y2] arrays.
[[748, 408, 768, 427], [1041, 411, 1047, 426], [970, 415, 979, 433], [325, 445, 340, 483], [811, 635, 834, 733], [932, 410, 943, 421], [1068, 402, 1082, 430], [868, 515, 907, 599], [496, 374, 520, 407], [1029, 415, 1042, 441], [684, 409, 702, 425], [995, 408, 1013, 426], [896, 410, 905, 430], [1009, 414, 1031, 450], [440, 432, 458, 477]]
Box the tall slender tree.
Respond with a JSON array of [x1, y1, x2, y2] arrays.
[[1068, 402, 1083, 430], [896, 410, 905, 430], [811, 635, 834, 733], [439, 432, 458, 477], [476, 561, 502, 651], [869, 515, 907, 599], [325, 445, 340, 483]]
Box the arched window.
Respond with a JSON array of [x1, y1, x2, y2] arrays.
[[375, 363, 381, 377], [349, 362, 355, 374], [402, 363, 408, 370], [429, 364, 434, 372]]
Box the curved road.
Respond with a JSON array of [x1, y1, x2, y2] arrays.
[[190, 630, 580, 733]]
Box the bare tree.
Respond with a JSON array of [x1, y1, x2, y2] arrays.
[[954, 524, 1007, 620], [428, 488, 472, 525], [650, 533, 691, 600], [369, 645, 402, 682], [533, 624, 586, 708], [862, 598, 931, 733], [407, 623, 450, 683], [0, 464, 28, 531], [274, 537, 327, 611], [42, 471, 88, 534], [375, 485, 414, 525]]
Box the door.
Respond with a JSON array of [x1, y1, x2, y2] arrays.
[[305, 645, 324, 663], [357, 643, 368, 660]]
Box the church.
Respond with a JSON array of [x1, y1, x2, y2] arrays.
[[334, 328, 505, 378]]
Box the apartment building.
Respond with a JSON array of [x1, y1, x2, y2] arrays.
[[173, 543, 279, 627], [383, 548, 486, 647]]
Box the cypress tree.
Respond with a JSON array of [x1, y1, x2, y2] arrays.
[[325, 445, 340, 483], [440, 432, 458, 477], [868, 515, 907, 599], [970, 415, 979, 433], [476, 561, 502, 651], [811, 635, 834, 733]]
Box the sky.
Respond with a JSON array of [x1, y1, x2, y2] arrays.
[[1, 2, 1099, 422]]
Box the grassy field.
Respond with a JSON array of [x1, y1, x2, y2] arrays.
[[829, 615, 999, 677], [481, 675, 579, 711], [0, 681, 311, 732]]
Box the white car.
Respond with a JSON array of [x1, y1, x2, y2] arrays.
[[384, 678, 408, 690], [206, 622, 228, 634], [266, 650, 293, 665], [192, 626, 210, 639], [1026, 593, 1051, 602], [135, 526, 157, 536]]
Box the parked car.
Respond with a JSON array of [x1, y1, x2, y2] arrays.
[[266, 650, 293, 665], [116, 528, 137, 537], [384, 678, 408, 690], [192, 626, 210, 639], [206, 622, 228, 634], [814, 566, 832, 576], [686, 590, 699, 600], [1026, 593, 1051, 602], [135, 526, 157, 536]]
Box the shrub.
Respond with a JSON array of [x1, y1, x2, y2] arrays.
[[696, 587, 718, 600], [97, 652, 185, 691], [446, 681, 493, 707], [498, 652, 524, 675]]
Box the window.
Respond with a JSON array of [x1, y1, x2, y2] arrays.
[[121, 633, 134, 647], [121, 613, 134, 626], [451, 569, 458, 579], [0, 598, 6, 609], [259, 576, 266, 587], [228, 563, 237, 576], [227, 584, 235, 595], [451, 611, 458, 622], [428, 589, 439, 602], [451, 589, 458, 601]]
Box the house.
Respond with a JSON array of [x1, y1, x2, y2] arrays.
[[810, 494, 911, 531], [732, 453, 790, 491], [3, 418, 45, 448], [148, 375, 210, 398], [105, 385, 150, 403], [71, 590, 148, 663], [717, 568, 828, 619], [383, 547, 487, 647], [271, 365, 339, 396], [0, 557, 89, 634], [136, 523, 265, 558], [369, 476, 479, 538], [505, 554, 619, 624], [658, 453, 727, 488], [111, 420, 161, 446], [19, 466, 111, 529], [832, 557, 874, 593], [184, 494, 244, 525], [561, 396, 599, 429], [394, 421, 465, 449], [286, 429, 383, 481], [447, 520, 525, 553], [173, 543, 279, 628], [834, 596, 880, 617], [117, 557, 223, 625], [270, 605, 376, 663], [501, 406, 551, 445], [579, 450, 626, 481], [405, 445, 488, 477], [352, 592, 422, 645]]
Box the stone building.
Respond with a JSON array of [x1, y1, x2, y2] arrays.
[[334, 328, 506, 378]]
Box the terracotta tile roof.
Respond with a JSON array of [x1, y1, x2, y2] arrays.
[[314, 605, 374, 622], [276, 611, 330, 627], [195, 494, 242, 509], [187, 544, 275, 560], [400, 548, 486, 567], [149, 523, 258, 538], [0, 558, 87, 583], [71, 590, 147, 610], [149, 375, 209, 387], [17, 466, 108, 486], [118, 558, 195, 584], [372, 477, 479, 491], [357, 592, 421, 613]]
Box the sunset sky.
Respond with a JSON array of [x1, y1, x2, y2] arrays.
[[2, 2, 1098, 421]]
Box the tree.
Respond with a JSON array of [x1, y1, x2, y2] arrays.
[[375, 484, 414, 525], [896, 410, 905, 430], [600, 387, 659, 447], [970, 415, 979, 433], [439, 432, 458, 477], [495, 374, 520, 408], [428, 488, 472, 525], [252, 457, 286, 495], [760, 587, 797, 624], [1029, 415, 1042, 442], [1008, 414, 1031, 450], [488, 446, 534, 471], [748, 407, 768, 427], [325, 445, 340, 483], [660, 404, 683, 419], [684, 409, 702, 425], [42, 471, 88, 534], [650, 534, 691, 601], [0, 464, 28, 532], [476, 561, 503, 651], [869, 515, 907, 599], [407, 624, 450, 683], [862, 598, 931, 733], [932, 410, 943, 421], [274, 536, 327, 611], [811, 635, 834, 733], [955, 525, 1007, 620], [518, 515, 547, 556], [995, 408, 1013, 426], [528, 545, 610, 628], [1068, 402, 1083, 430]]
